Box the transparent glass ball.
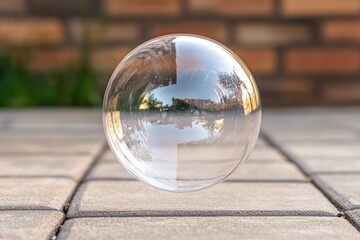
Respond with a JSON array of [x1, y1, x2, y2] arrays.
[[103, 34, 261, 192]]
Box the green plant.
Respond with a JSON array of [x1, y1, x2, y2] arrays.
[[0, 22, 103, 107]]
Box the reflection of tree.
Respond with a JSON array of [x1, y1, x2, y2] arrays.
[[115, 90, 142, 111], [114, 90, 164, 111], [172, 98, 190, 111], [218, 71, 239, 90], [118, 112, 153, 161], [218, 70, 255, 113], [218, 71, 242, 110], [141, 93, 163, 110]]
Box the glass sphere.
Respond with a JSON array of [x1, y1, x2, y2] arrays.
[[103, 34, 261, 192]]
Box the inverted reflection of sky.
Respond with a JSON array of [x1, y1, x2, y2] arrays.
[[149, 36, 235, 106], [150, 71, 218, 106], [143, 120, 209, 145]]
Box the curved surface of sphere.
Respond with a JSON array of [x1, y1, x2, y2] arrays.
[[103, 34, 261, 192]]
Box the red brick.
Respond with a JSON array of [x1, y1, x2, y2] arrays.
[[189, 0, 274, 16], [323, 82, 360, 102], [285, 48, 360, 74], [31, 0, 99, 15], [104, 0, 181, 17], [0, 19, 64, 45], [150, 22, 227, 42], [281, 0, 360, 17], [30, 49, 79, 71], [322, 20, 360, 42], [69, 20, 140, 44], [230, 47, 276, 74], [0, 0, 26, 13], [92, 46, 133, 70], [235, 24, 311, 46], [259, 79, 313, 105]]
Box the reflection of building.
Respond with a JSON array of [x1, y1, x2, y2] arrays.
[[171, 98, 223, 111], [112, 38, 177, 111], [135, 38, 177, 88]]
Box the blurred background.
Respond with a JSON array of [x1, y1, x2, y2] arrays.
[[0, 0, 359, 107]]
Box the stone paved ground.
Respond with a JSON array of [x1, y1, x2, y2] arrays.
[[0, 108, 360, 240]]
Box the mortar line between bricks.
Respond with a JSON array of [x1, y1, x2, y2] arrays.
[[50, 141, 108, 240], [261, 131, 360, 232]]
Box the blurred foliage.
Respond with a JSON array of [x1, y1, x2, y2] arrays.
[[0, 22, 103, 107]]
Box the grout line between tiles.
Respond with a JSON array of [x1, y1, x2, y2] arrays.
[[50, 141, 108, 240], [261, 131, 359, 232]]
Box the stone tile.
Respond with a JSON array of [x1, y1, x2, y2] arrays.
[[0, 142, 103, 155], [58, 216, 360, 240], [100, 149, 119, 163], [262, 108, 360, 127], [0, 109, 102, 126], [299, 158, 360, 174], [0, 109, 104, 141], [262, 125, 358, 141], [229, 162, 306, 181], [0, 178, 77, 211], [282, 142, 360, 159], [345, 209, 360, 231], [87, 161, 306, 182], [255, 136, 268, 146], [0, 155, 94, 180], [67, 181, 338, 218], [0, 131, 105, 141], [0, 210, 64, 240], [313, 174, 360, 211], [85, 162, 130, 180], [248, 147, 287, 162], [8, 121, 102, 130]]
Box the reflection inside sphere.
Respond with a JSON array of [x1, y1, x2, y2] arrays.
[[103, 35, 261, 192]]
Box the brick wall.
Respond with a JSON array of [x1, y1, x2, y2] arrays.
[[1, 0, 360, 106]]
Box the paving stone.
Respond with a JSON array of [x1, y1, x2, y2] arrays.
[[85, 162, 130, 180], [299, 158, 360, 174], [100, 149, 117, 162], [3, 108, 360, 238], [0, 109, 102, 126], [86, 161, 306, 182], [13, 122, 102, 129], [230, 162, 306, 181], [248, 147, 287, 162], [7, 119, 102, 129], [255, 136, 268, 146], [58, 216, 360, 240], [0, 211, 64, 240], [0, 142, 103, 155], [262, 109, 360, 128], [67, 181, 338, 218], [350, 122, 360, 131], [345, 209, 360, 231], [0, 178, 77, 211], [0, 155, 94, 180], [313, 174, 360, 211], [282, 142, 360, 158], [262, 125, 359, 141], [1, 128, 105, 140], [0, 131, 105, 141]]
